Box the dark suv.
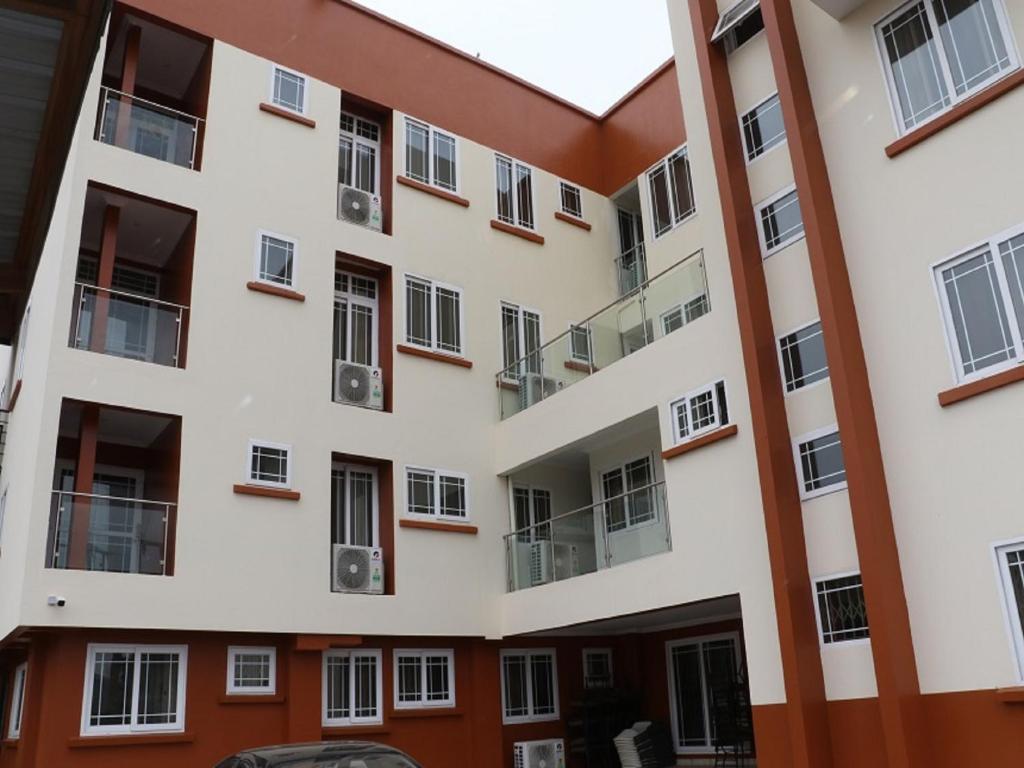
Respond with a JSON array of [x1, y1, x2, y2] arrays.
[[215, 741, 423, 768]]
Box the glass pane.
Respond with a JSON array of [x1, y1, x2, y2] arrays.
[[349, 471, 375, 547], [671, 645, 708, 747], [355, 143, 377, 194], [325, 656, 351, 720], [90, 651, 134, 727], [880, 3, 951, 129], [397, 656, 422, 703], [440, 475, 466, 518], [351, 304, 374, 365], [761, 191, 804, 251], [496, 157, 514, 224], [648, 166, 673, 236], [742, 94, 786, 160], [502, 655, 529, 717], [353, 655, 378, 718], [407, 471, 435, 516], [425, 656, 450, 701], [816, 575, 870, 643], [436, 288, 461, 353], [514, 488, 532, 543], [800, 432, 846, 492], [406, 279, 432, 347], [1006, 549, 1024, 638], [998, 234, 1024, 341], [233, 652, 271, 689], [780, 322, 829, 391], [273, 69, 304, 112], [602, 470, 626, 533], [668, 150, 695, 223], [405, 121, 429, 183], [625, 458, 655, 526], [137, 652, 179, 725], [331, 469, 347, 545], [339, 136, 353, 187], [501, 305, 521, 374], [941, 250, 1016, 375], [560, 182, 582, 217], [516, 164, 534, 229], [260, 236, 294, 286], [523, 311, 542, 375], [333, 299, 349, 362], [935, 0, 1011, 95], [433, 132, 457, 191], [532, 490, 552, 541], [530, 655, 555, 715]]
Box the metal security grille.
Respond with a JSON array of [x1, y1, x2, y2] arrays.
[[816, 574, 870, 643]]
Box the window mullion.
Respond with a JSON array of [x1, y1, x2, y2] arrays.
[[130, 649, 142, 731], [989, 241, 1024, 357], [525, 654, 535, 719], [421, 654, 429, 706], [923, 0, 960, 101]]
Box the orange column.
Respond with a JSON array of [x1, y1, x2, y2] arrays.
[[687, 0, 832, 766], [466, 641, 503, 766], [12, 638, 48, 768], [114, 25, 142, 146], [759, 1, 930, 766], [89, 205, 120, 355], [68, 404, 100, 570], [285, 640, 322, 743]]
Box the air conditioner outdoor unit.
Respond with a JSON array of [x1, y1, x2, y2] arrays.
[[331, 544, 385, 594], [553, 543, 580, 581], [518, 372, 564, 410], [334, 360, 384, 410], [529, 541, 552, 586], [338, 184, 383, 231], [514, 738, 565, 768]]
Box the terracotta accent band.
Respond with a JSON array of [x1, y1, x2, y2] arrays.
[[294, 634, 363, 651], [761, 0, 929, 765], [389, 707, 464, 719], [5, 379, 21, 412], [396, 175, 470, 207], [938, 365, 1024, 407], [995, 687, 1024, 704], [68, 733, 195, 748], [246, 281, 306, 302], [233, 484, 301, 501], [218, 694, 286, 705], [322, 726, 389, 738], [886, 70, 1024, 158], [399, 518, 479, 535], [396, 344, 473, 368], [554, 211, 592, 231], [259, 102, 317, 128], [490, 219, 545, 245], [661, 424, 738, 460], [688, 0, 832, 765]]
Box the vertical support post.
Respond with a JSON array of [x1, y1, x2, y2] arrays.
[[114, 25, 142, 146], [90, 206, 120, 355], [285, 641, 323, 743], [68, 404, 100, 570]]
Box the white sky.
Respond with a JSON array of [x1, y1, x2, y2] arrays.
[[354, 0, 674, 114]]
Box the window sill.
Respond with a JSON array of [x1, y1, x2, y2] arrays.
[[886, 69, 1024, 158], [390, 707, 463, 719], [937, 365, 1024, 407], [1, 739, 16, 748], [322, 725, 388, 738], [219, 694, 285, 705], [69, 732, 194, 748], [5, 379, 21, 412], [497, 379, 518, 391], [661, 424, 738, 460], [396, 175, 470, 207], [399, 518, 478, 535], [490, 219, 545, 245], [247, 281, 306, 302], [396, 344, 472, 369], [564, 360, 597, 373], [258, 102, 316, 128], [233, 484, 301, 501], [996, 686, 1024, 704], [554, 211, 591, 231]]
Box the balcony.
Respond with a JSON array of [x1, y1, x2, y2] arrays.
[[497, 249, 708, 419], [95, 9, 211, 168], [95, 87, 202, 170], [47, 399, 180, 576], [48, 491, 172, 575], [69, 184, 196, 368], [615, 243, 648, 295]]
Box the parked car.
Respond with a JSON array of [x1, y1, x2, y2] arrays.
[[215, 741, 423, 768]]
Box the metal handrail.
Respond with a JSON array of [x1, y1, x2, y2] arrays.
[[99, 85, 205, 124], [75, 281, 189, 311], [52, 489, 177, 508], [495, 249, 704, 378], [614, 242, 647, 267], [503, 480, 665, 540]]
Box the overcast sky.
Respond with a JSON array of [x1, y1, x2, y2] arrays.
[[355, 0, 675, 114]]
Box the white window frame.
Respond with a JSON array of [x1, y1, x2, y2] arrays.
[[582, 648, 613, 690], [403, 273, 466, 358], [740, 91, 786, 164], [558, 180, 584, 220], [403, 116, 460, 193], [993, 538, 1024, 682], [568, 323, 593, 365], [332, 462, 380, 547], [81, 644, 188, 736], [873, 0, 1019, 137], [499, 648, 559, 724], [931, 222, 1024, 384], [793, 424, 847, 500], [246, 440, 293, 489], [812, 572, 870, 646], [647, 144, 697, 239], [756, 184, 804, 257], [494, 154, 536, 231], [393, 649, 456, 709], [404, 466, 470, 522], [599, 455, 660, 534], [253, 230, 298, 289], [339, 112, 382, 195], [321, 649, 383, 727], [334, 271, 380, 368], [226, 646, 277, 695], [711, 0, 760, 42], [665, 632, 742, 754], [500, 302, 544, 381], [268, 63, 309, 116], [777, 319, 830, 395], [511, 485, 552, 543], [668, 379, 729, 445], [7, 662, 26, 739]]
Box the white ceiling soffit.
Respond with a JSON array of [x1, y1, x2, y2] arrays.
[[808, 0, 869, 20], [0, 8, 63, 265]]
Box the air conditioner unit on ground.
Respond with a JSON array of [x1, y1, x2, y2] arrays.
[[331, 544, 384, 594], [518, 372, 564, 410], [338, 184, 383, 231], [334, 360, 384, 410], [514, 738, 565, 768]]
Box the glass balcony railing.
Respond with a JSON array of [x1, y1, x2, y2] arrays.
[[616, 243, 648, 296], [47, 491, 173, 576], [95, 86, 202, 169], [497, 250, 709, 419], [71, 283, 187, 367], [504, 481, 670, 591]]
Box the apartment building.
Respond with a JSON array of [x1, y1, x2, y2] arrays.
[[0, 0, 1021, 765]]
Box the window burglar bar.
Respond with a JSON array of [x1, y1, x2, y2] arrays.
[[48, 491, 173, 576], [816, 575, 869, 644], [95, 86, 204, 170]]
